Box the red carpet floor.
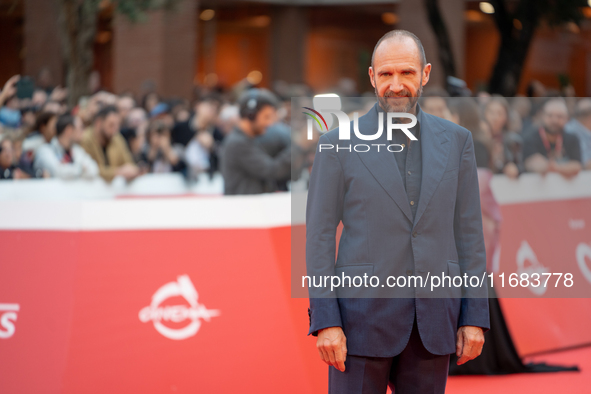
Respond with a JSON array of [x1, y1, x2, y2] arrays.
[[444, 345, 591, 394]]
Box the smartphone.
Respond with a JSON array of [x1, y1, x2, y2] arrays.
[[16, 76, 35, 100]]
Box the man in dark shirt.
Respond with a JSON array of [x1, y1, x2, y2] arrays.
[[220, 88, 307, 195], [309, 30, 488, 394], [523, 98, 582, 178], [386, 104, 423, 217]]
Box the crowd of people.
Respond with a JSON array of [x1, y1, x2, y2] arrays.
[[419, 89, 591, 179], [0, 73, 590, 192]]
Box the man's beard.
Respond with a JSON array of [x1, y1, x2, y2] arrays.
[[375, 81, 422, 113], [544, 124, 561, 135]]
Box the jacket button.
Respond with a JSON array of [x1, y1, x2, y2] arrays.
[[406, 269, 413, 275], [412, 231, 418, 237]]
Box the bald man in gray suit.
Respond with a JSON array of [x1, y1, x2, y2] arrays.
[[306, 30, 489, 394]]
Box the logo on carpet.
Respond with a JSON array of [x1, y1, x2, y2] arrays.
[[576, 242, 591, 284], [139, 275, 220, 340], [516, 240, 549, 295], [0, 303, 19, 339]]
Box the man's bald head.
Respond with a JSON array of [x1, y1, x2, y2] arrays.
[[371, 30, 426, 70], [368, 30, 431, 113], [543, 98, 568, 115]]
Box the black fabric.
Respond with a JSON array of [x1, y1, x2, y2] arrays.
[[474, 139, 490, 169], [329, 313, 450, 394], [449, 283, 580, 375], [18, 151, 44, 178], [171, 119, 195, 147], [102, 146, 109, 166], [0, 164, 17, 180], [522, 129, 582, 163], [207, 125, 225, 177], [254, 122, 291, 191], [384, 105, 424, 219]]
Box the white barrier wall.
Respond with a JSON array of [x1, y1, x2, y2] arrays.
[[1, 171, 590, 229]]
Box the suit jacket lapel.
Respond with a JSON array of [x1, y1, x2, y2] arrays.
[[355, 103, 413, 223], [413, 113, 450, 227]]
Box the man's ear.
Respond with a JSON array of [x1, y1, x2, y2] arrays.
[[368, 67, 376, 88], [422, 63, 432, 87]]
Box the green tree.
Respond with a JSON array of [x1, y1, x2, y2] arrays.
[[488, 0, 587, 96], [58, 0, 180, 107]]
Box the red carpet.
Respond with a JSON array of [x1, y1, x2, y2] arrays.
[[444, 346, 590, 394]]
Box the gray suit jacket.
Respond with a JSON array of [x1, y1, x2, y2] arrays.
[[220, 125, 306, 195], [220, 126, 292, 195], [306, 102, 490, 357]]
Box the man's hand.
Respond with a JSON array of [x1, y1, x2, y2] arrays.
[[317, 326, 347, 372], [0, 75, 19, 106], [49, 85, 68, 102], [12, 168, 28, 180], [502, 162, 519, 179], [554, 161, 582, 179], [117, 163, 140, 181], [456, 325, 484, 365], [525, 154, 550, 175]]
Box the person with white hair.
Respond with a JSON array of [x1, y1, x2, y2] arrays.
[[217, 104, 240, 136]]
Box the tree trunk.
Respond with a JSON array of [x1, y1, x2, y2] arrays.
[[59, 0, 100, 108], [488, 0, 539, 96], [487, 32, 535, 96], [424, 0, 456, 82]]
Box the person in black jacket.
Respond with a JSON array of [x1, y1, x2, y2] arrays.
[[523, 98, 582, 178]]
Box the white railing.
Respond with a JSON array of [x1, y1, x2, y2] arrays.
[[0, 170, 590, 230], [0, 172, 225, 201]]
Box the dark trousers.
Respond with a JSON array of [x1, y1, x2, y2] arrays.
[[328, 313, 450, 394]]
